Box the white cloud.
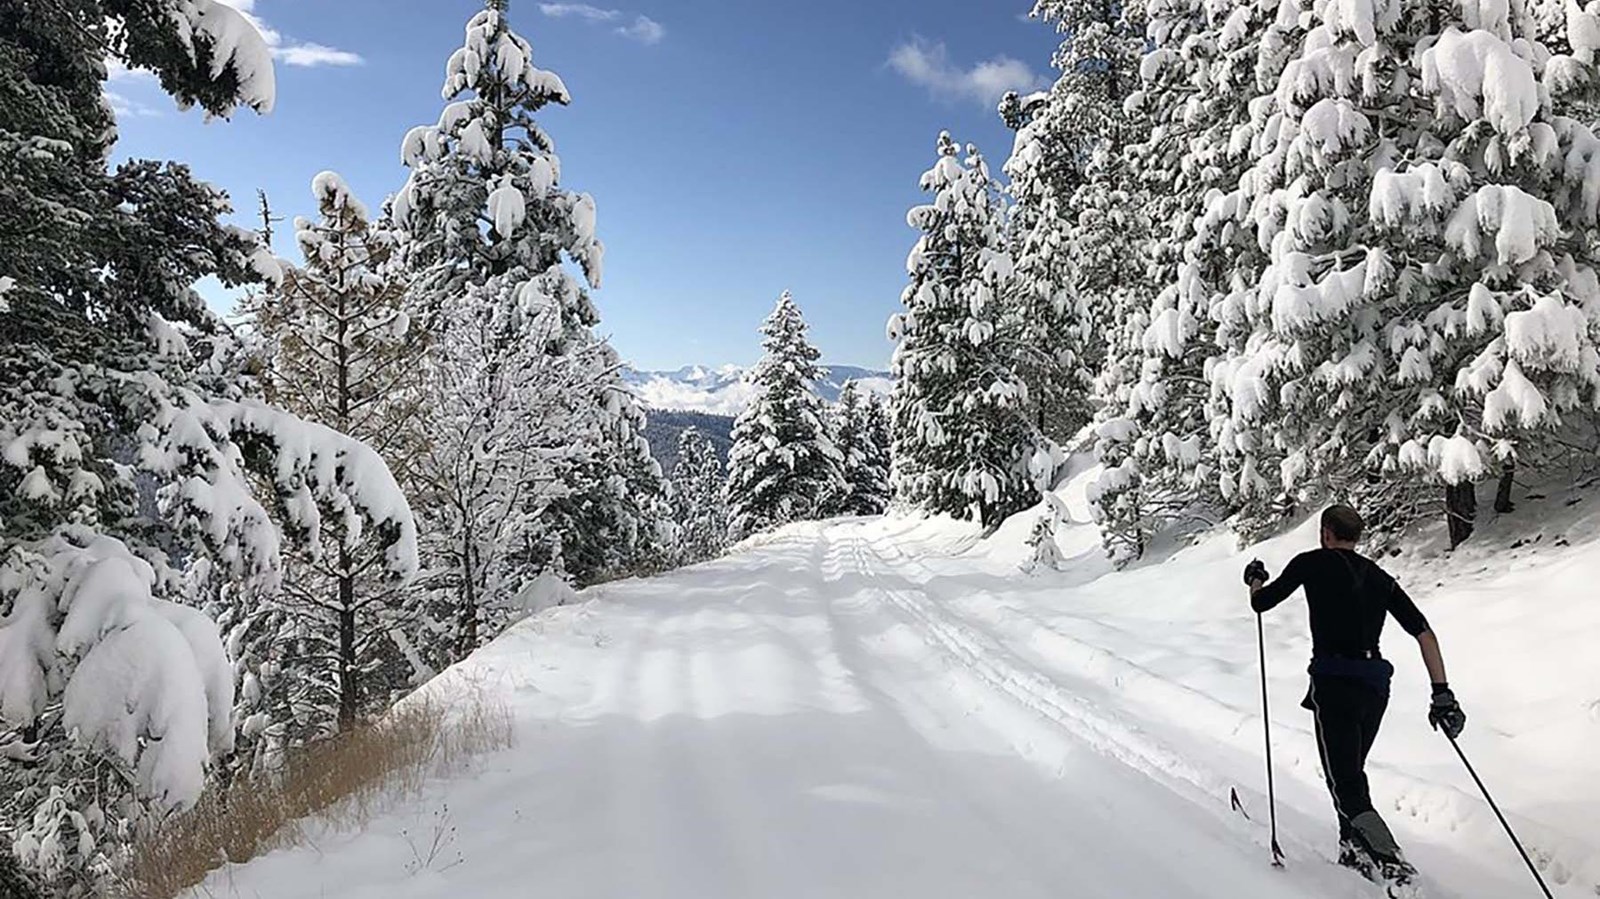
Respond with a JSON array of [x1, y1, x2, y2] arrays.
[[887, 37, 1048, 107], [539, 2, 622, 21], [616, 15, 666, 45], [275, 42, 364, 68], [106, 58, 155, 84], [105, 90, 161, 118], [541, 3, 666, 44]]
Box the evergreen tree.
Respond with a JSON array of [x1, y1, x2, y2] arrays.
[[670, 427, 729, 564], [890, 133, 1051, 527], [864, 392, 896, 499], [1207, 0, 1600, 545], [726, 293, 845, 540], [0, 849, 40, 899], [831, 382, 893, 516], [0, 4, 416, 890], [1000, 0, 1144, 446], [540, 353, 676, 585], [1001, 91, 1094, 444], [1002, 0, 1150, 547], [1076, 0, 1289, 560], [1181, 0, 1307, 541], [243, 173, 429, 732], [395, 0, 666, 655]]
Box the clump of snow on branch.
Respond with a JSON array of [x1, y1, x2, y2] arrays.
[[1, 534, 233, 810], [1420, 29, 1539, 134], [169, 0, 279, 113]]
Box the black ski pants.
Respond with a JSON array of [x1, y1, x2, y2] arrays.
[[1303, 674, 1389, 841]]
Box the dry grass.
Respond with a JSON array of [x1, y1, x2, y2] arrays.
[[120, 691, 513, 899]]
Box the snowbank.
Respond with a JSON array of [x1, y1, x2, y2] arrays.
[[904, 462, 1600, 894]]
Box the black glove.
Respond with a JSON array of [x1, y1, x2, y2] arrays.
[[1243, 559, 1269, 587], [1429, 685, 1466, 739]]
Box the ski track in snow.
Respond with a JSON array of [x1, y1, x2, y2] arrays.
[[194, 517, 1589, 899]]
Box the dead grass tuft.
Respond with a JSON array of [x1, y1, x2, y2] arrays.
[[121, 690, 513, 899]]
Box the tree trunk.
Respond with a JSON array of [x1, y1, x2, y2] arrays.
[[458, 528, 478, 660], [335, 285, 358, 728], [337, 543, 357, 728], [1445, 481, 1477, 549], [1494, 461, 1516, 514]]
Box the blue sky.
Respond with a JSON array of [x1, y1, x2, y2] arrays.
[[108, 0, 1059, 371]]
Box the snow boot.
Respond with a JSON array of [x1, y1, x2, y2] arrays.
[[1377, 859, 1422, 898], [1338, 839, 1379, 881], [1349, 811, 1420, 898]]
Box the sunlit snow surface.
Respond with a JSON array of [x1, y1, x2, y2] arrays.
[[193, 466, 1599, 898]]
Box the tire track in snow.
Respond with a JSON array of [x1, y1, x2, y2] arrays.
[[826, 530, 1357, 898], [835, 529, 1371, 882], [842, 526, 1559, 899]]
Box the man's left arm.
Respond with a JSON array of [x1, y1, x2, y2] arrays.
[[1391, 581, 1466, 738]]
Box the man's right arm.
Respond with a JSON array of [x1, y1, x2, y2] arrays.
[[1250, 553, 1307, 613]]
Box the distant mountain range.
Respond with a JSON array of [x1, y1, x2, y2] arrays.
[[628, 364, 892, 473], [623, 364, 892, 416]]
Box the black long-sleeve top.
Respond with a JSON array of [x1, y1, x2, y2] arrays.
[[1252, 548, 1430, 658]]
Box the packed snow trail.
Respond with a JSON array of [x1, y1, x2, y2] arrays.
[[195, 510, 1596, 898]]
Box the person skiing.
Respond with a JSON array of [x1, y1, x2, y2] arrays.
[[1244, 504, 1467, 890]]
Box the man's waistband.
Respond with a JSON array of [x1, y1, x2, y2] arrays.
[[1312, 649, 1383, 661]]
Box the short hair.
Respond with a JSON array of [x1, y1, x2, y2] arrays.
[[1321, 504, 1365, 542]]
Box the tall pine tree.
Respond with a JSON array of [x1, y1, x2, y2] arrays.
[[394, 0, 666, 658], [1, 4, 416, 890], [726, 293, 845, 540], [1207, 0, 1600, 545], [890, 133, 1051, 527], [243, 173, 429, 731]]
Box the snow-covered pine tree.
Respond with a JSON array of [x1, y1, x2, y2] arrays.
[[670, 427, 729, 564], [1208, 0, 1600, 545], [1001, 0, 1149, 446], [1000, 92, 1093, 445], [864, 391, 896, 498], [242, 173, 429, 732], [890, 133, 1052, 528], [394, 0, 665, 654], [0, 850, 40, 899], [1076, 139, 1168, 562], [0, 4, 416, 890], [1026, 493, 1074, 572], [726, 293, 846, 540], [1028, 0, 1148, 178], [1180, 0, 1307, 541], [831, 381, 893, 516], [1075, 0, 1297, 560], [540, 348, 676, 584]]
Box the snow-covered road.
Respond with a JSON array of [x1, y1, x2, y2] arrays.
[[196, 511, 1597, 898]]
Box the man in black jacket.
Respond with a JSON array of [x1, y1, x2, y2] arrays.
[[1245, 505, 1467, 888]]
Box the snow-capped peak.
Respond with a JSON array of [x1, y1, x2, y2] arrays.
[[623, 364, 892, 415]]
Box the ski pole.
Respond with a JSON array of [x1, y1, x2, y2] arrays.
[[1445, 733, 1554, 899], [1256, 612, 1285, 866]]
